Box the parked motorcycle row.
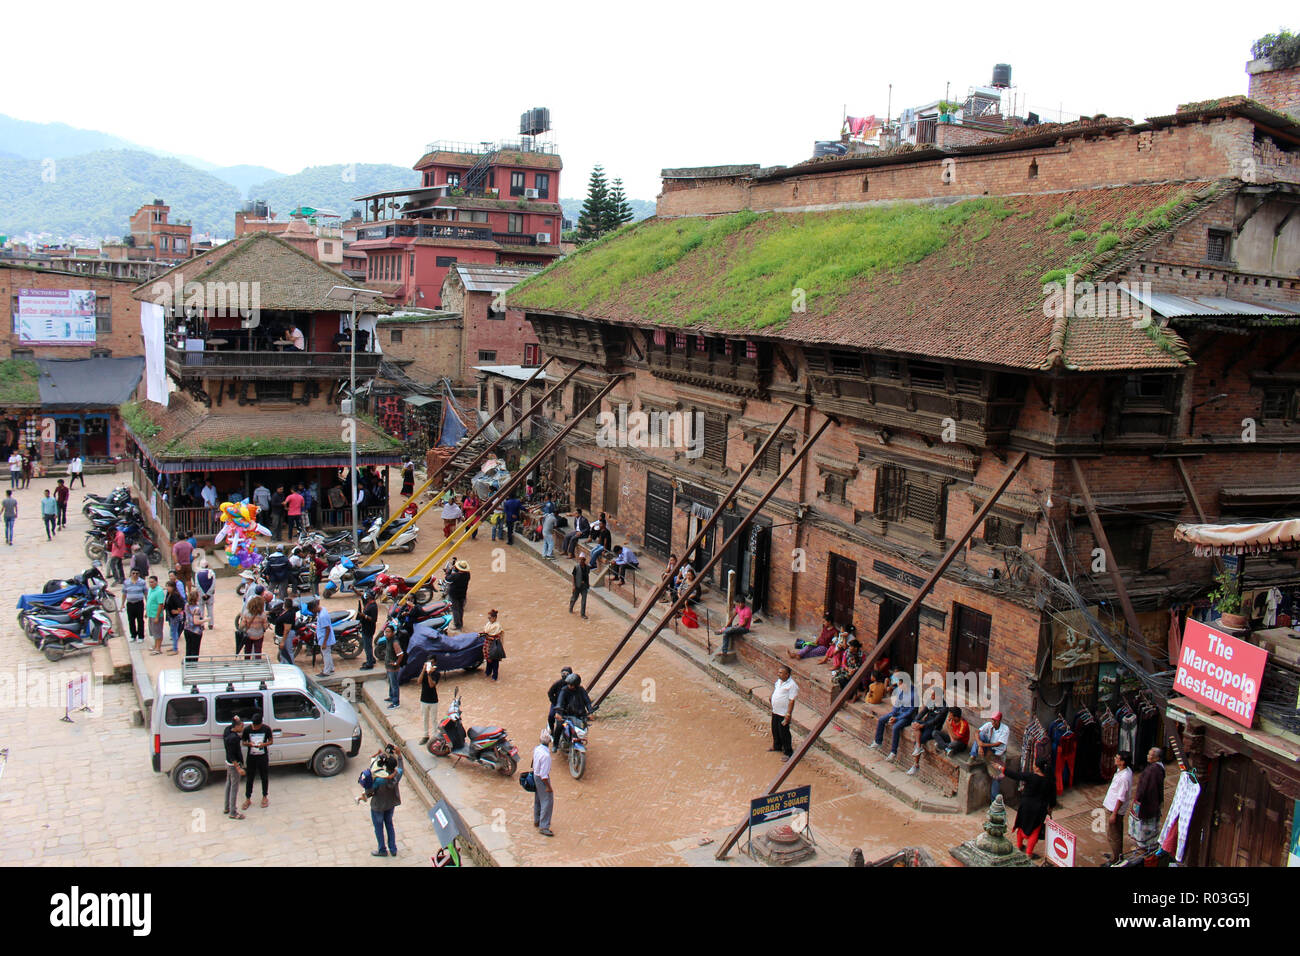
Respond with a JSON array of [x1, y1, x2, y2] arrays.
[[16, 563, 116, 662], [82, 487, 164, 565]]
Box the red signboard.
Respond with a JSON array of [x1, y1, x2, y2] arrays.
[[1173, 619, 1269, 727]]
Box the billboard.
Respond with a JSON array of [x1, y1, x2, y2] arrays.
[[15, 288, 97, 345], [1173, 619, 1269, 728]]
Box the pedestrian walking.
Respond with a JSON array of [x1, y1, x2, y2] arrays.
[[271, 598, 297, 665], [380, 623, 404, 709], [53, 479, 69, 528], [568, 554, 590, 619], [123, 568, 148, 642], [182, 590, 205, 661], [440, 496, 463, 538], [1102, 750, 1134, 862], [419, 659, 439, 745], [129, 543, 150, 578], [532, 729, 555, 837], [541, 507, 557, 559], [21, 452, 33, 489], [241, 712, 274, 810], [462, 494, 480, 540], [482, 610, 505, 682], [400, 458, 414, 498], [164, 580, 185, 655], [770, 664, 799, 758], [40, 489, 58, 540], [2, 489, 16, 545], [239, 595, 269, 659], [146, 575, 166, 655], [312, 598, 336, 677], [7, 450, 21, 490], [364, 747, 403, 857], [1130, 747, 1166, 853], [224, 716, 247, 820], [67, 455, 85, 488], [445, 559, 470, 630], [108, 526, 127, 584], [195, 561, 216, 629]]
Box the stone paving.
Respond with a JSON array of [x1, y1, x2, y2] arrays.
[[0, 473, 442, 867]]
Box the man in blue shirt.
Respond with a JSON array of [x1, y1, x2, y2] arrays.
[[869, 671, 919, 760], [502, 495, 522, 545], [309, 598, 336, 677]]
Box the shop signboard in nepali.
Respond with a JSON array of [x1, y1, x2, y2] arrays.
[[1044, 818, 1076, 867], [1173, 619, 1268, 728], [16, 288, 96, 345]]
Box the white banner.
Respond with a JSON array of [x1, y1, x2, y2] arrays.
[[140, 302, 168, 407]]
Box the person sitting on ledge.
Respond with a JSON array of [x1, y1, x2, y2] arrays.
[[788, 613, 836, 660]]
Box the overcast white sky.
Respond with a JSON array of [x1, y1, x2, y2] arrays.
[[3, 0, 1295, 200]]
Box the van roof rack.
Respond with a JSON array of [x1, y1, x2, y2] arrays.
[[181, 655, 275, 693]]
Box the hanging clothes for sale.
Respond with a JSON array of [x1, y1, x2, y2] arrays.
[[1158, 772, 1202, 864], [1049, 715, 1078, 793], [1118, 705, 1138, 765], [1264, 588, 1282, 628], [1099, 707, 1119, 782], [1132, 693, 1161, 769], [1018, 718, 1051, 786], [1072, 707, 1101, 786]]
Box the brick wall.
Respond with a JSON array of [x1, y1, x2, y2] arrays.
[[0, 265, 144, 359], [1248, 60, 1300, 118], [376, 318, 463, 384], [458, 302, 540, 384]]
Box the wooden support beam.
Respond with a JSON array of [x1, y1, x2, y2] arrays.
[[1171, 458, 1225, 576], [714, 451, 1030, 860], [1070, 459, 1157, 674]]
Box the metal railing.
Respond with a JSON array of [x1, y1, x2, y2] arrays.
[[424, 139, 559, 156], [493, 232, 537, 246], [165, 346, 382, 375]]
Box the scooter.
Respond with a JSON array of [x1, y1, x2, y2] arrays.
[[386, 600, 455, 646], [82, 488, 132, 517], [427, 688, 519, 776], [322, 556, 389, 598], [555, 715, 590, 780], [374, 572, 433, 605], [357, 516, 419, 555], [291, 611, 364, 663], [237, 562, 315, 597], [31, 609, 114, 662]]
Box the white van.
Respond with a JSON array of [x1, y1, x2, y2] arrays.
[[150, 656, 362, 792]]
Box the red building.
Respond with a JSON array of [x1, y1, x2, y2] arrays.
[[352, 114, 564, 308], [128, 199, 192, 262]]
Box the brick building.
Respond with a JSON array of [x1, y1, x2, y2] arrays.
[[351, 118, 565, 308], [510, 82, 1300, 840], [439, 263, 543, 384], [128, 200, 192, 262]]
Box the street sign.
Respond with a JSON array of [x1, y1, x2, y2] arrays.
[[749, 785, 811, 825], [427, 799, 465, 866], [1173, 619, 1269, 727], [1045, 819, 1076, 867]]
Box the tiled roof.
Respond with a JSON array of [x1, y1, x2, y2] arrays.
[[131, 232, 391, 313], [126, 392, 401, 461], [512, 181, 1225, 372]]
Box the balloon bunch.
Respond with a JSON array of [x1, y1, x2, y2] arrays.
[[212, 501, 271, 569]]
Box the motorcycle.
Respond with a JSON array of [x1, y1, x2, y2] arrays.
[[85, 512, 163, 564], [30, 608, 114, 662], [374, 572, 433, 605], [290, 611, 364, 663], [386, 600, 455, 647], [322, 556, 389, 598], [357, 516, 419, 555], [81, 487, 132, 517], [555, 715, 590, 779], [427, 688, 519, 776], [236, 561, 315, 597], [24, 566, 116, 615]]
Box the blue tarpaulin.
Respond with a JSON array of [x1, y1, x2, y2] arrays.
[[398, 623, 482, 683], [437, 384, 469, 448], [17, 584, 87, 611]]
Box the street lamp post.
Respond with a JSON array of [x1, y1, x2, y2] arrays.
[[326, 285, 383, 553]]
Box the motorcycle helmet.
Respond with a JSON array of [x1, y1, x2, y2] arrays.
[[565, 673, 581, 688], [385, 584, 400, 599]]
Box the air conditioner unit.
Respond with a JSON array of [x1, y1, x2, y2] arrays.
[[524, 188, 540, 200], [535, 232, 552, 244]]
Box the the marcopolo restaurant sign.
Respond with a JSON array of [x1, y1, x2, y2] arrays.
[[1173, 619, 1268, 728]]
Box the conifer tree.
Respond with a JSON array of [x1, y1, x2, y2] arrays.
[[576, 165, 610, 243], [609, 178, 634, 229]]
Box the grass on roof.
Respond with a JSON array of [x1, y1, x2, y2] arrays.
[[120, 401, 161, 439], [165, 434, 399, 458], [513, 199, 1015, 330], [0, 360, 41, 405]]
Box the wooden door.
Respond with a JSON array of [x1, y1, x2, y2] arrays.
[[1209, 756, 1289, 867], [643, 472, 674, 558], [951, 604, 992, 676], [574, 464, 592, 513], [825, 554, 857, 629], [879, 595, 919, 676], [602, 462, 620, 518]]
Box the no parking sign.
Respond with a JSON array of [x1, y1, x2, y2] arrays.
[[1044, 819, 1076, 867]]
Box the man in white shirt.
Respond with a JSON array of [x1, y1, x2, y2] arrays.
[[532, 729, 555, 837], [971, 711, 1013, 801], [1102, 749, 1134, 862], [288, 326, 305, 351], [201, 480, 218, 509], [67, 455, 84, 487], [8, 451, 22, 490], [770, 665, 799, 758]]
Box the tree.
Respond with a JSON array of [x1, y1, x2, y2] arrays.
[[576, 165, 611, 243], [609, 178, 634, 229]]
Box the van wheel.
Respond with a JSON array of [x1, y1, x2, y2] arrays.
[[312, 745, 345, 777], [173, 758, 209, 792]]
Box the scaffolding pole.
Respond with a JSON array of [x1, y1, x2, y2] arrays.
[[587, 403, 802, 689], [714, 451, 1029, 860], [356, 356, 559, 561], [591, 413, 835, 706], [359, 358, 579, 567], [393, 374, 625, 607]]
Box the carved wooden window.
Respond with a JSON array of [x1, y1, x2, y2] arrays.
[[823, 473, 848, 504], [1102, 522, 1152, 571], [700, 411, 728, 468], [874, 464, 946, 538], [754, 439, 780, 473], [573, 384, 597, 421], [983, 515, 1023, 548]]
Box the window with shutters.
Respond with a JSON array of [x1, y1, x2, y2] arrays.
[[1113, 374, 1179, 437], [1102, 522, 1152, 571], [873, 464, 946, 538], [1261, 386, 1299, 423], [983, 515, 1023, 548], [95, 295, 112, 333], [753, 438, 781, 474], [573, 384, 598, 421], [822, 473, 848, 504], [700, 411, 727, 469]]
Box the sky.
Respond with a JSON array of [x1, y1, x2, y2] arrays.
[[2, 0, 1295, 201]]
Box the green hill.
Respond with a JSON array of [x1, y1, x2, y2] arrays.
[[249, 164, 420, 218]]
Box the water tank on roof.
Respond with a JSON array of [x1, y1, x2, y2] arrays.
[[991, 63, 1012, 88], [814, 141, 849, 158], [520, 107, 551, 136]]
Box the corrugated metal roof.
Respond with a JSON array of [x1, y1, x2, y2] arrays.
[[36, 357, 144, 408], [472, 365, 549, 382], [455, 264, 540, 294], [1123, 288, 1300, 318]]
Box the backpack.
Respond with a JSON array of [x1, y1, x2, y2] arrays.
[[357, 767, 375, 793]]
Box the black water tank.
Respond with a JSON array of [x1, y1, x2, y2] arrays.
[[992, 63, 1012, 88]]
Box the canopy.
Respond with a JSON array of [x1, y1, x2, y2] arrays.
[[36, 357, 145, 409], [1173, 519, 1300, 557]]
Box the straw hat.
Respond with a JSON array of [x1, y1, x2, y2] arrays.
[[455, 559, 470, 572]]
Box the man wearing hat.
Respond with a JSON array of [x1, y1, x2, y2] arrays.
[[444, 559, 471, 630], [971, 710, 1012, 801]]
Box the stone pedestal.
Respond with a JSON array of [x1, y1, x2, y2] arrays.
[[749, 824, 816, 865], [949, 796, 1033, 867]]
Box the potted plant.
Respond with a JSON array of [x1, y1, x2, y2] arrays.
[[1207, 570, 1247, 629]]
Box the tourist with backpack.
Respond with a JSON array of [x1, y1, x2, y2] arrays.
[[359, 744, 403, 857]]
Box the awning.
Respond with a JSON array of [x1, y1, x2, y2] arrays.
[[36, 357, 145, 409], [403, 394, 439, 409], [1174, 519, 1300, 556]]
